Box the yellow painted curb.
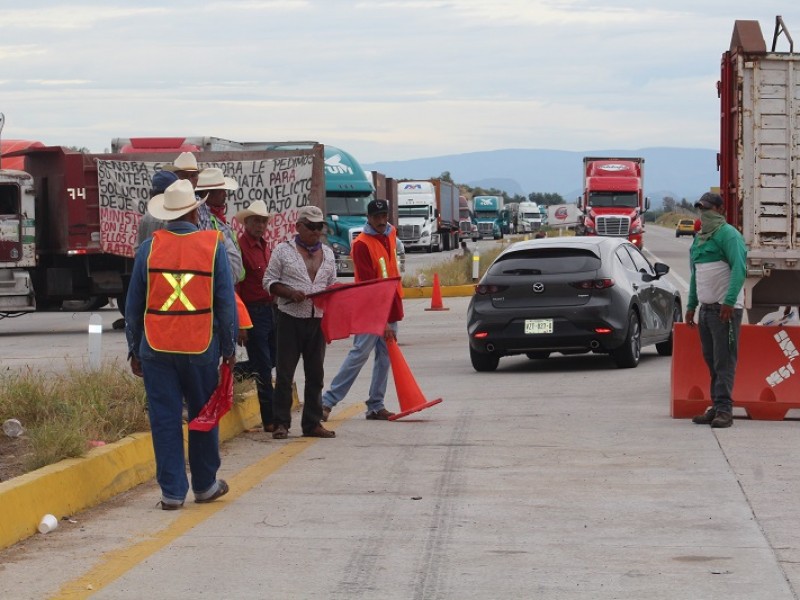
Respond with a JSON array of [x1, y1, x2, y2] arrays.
[[0, 383, 298, 552], [401, 284, 475, 298]]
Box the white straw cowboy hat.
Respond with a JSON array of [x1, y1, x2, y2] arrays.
[[163, 152, 200, 173], [235, 200, 272, 223], [147, 180, 206, 221], [195, 167, 239, 192]]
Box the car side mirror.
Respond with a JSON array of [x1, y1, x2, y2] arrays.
[[654, 262, 669, 277]]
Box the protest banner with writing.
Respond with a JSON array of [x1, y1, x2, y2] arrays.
[[97, 155, 315, 257]]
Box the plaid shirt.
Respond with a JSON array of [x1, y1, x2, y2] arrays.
[[264, 239, 337, 318]]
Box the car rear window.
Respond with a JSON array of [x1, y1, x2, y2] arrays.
[[679, 219, 694, 226], [488, 248, 601, 275]]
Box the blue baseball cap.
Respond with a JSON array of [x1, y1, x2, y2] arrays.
[[151, 170, 179, 194]]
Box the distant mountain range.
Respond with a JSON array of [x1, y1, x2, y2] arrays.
[[364, 147, 719, 208]]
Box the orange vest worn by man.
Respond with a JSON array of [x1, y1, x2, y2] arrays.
[[321, 199, 404, 421], [125, 179, 238, 510]]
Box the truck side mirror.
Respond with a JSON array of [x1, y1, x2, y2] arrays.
[[576, 196, 582, 210], [331, 214, 339, 222], [434, 208, 439, 218], [644, 197, 650, 213]]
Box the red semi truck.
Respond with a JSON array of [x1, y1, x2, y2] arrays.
[[0, 145, 324, 318], [577, 157, 649, 248]]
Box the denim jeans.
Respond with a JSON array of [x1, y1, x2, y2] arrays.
[[698, 304, 743, 414], [322, 322, 398, 415], [244, 302, 274, 427], [142, 353, 222, 503]]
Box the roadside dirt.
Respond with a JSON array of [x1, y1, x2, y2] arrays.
[[0, 435, 31, 483]]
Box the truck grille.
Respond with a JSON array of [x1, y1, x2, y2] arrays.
[[397, 225, 420, 241], [459, 221, 472, 233], [478, 222, 494, 235], [596, 216, 630, 237]]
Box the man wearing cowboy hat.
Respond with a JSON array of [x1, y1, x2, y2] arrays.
[[125, 179, 238, 509], [195, 167, 244, 284], [165, 151, 215, 232], [235, 200, 278, 432]]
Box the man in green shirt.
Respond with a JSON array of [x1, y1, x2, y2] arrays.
[[685, 193, 747, 428]]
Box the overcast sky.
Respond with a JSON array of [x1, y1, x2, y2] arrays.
[[1, 1, 798, 164]]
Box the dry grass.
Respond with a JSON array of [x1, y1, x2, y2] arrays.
[[656, 211, 698, 229], [402, 243, 507, 287], [0, 360, 257, 478], [0, 361, 148, 472]]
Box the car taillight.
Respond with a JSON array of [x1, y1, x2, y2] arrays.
[[570, 278, 615, 290], [594, 327, 613, 334], [473, 331, 489, 339], [475, 284, 509, 295]]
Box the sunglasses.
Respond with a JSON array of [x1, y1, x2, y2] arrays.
[[301, 221, 325, 232]]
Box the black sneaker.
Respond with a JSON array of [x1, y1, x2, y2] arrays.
[[195, 480, 229, 503], [692, 409, 716, 425], [711, 412, 733, 428]]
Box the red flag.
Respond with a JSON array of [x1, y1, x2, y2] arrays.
[[188, 364, 234, 431], [310, 277, 400, 343]]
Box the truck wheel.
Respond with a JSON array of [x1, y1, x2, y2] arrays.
[[62, 296, 109, 312], [611, 311, 641, 368], [426, 244, 433, 253], [470, 347, 499, 372]]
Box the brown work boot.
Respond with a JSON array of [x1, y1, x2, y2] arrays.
[[711, 412, 733, 428], [272, 424, 288, 439], [366, 408, 395, 420], [303, 424, 336, 438], [691, 408, 716, 425]]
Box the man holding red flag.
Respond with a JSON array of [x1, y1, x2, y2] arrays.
[[125, 180, 237, 510], [322, 199, 404, 421]]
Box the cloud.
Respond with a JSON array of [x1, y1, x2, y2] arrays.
[[1, 1, 798, 163], [24, 80, 91, 86], [0, 45, 46, 60], [202, 0, 310, 10], [2, 6, 168, 29]]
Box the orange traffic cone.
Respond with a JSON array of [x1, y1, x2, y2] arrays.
[[425, 273, 449, 311], [386, 338, 443, 420]]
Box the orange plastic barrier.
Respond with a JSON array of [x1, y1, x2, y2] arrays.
[[424, 273, 449, 311], [386, 338, 443, 420], [671, 323, 800, 420]]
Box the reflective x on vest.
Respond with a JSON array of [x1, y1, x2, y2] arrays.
[[160, 273, 197, 311]]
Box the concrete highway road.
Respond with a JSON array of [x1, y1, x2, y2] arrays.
[[2, 226, 800, 599]]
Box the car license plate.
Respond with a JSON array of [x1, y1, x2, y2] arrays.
[[524, 319, 553, 334]]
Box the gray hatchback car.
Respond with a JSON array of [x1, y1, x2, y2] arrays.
[[467, 237, 682, 371]]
